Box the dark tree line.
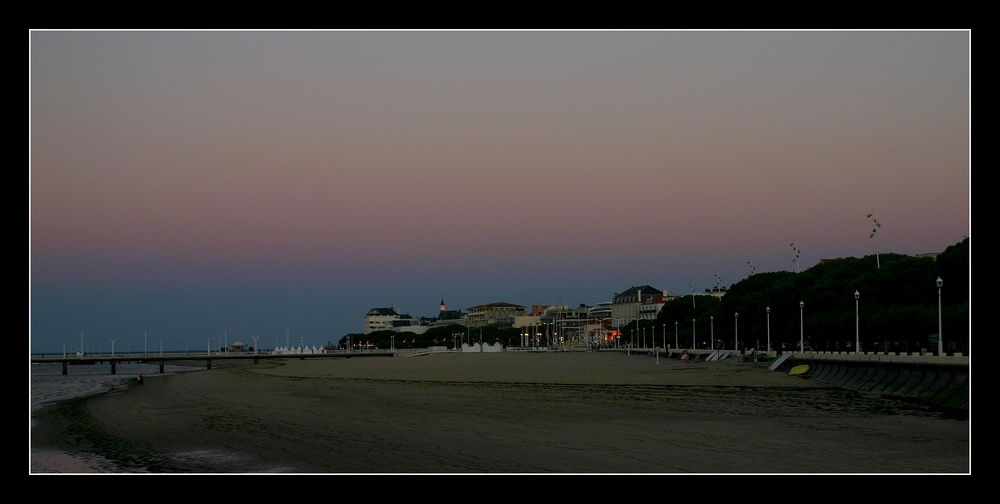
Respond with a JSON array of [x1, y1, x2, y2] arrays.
[[653, 238, 969, 355]]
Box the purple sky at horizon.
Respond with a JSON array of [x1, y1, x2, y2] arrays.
[[31, 31, 969, 353]]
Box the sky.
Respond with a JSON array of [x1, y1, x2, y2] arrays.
[[30, 30, 970, 353]]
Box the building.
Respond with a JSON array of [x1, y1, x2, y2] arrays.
[[427, 299, 467, 328], [539, 305, 591, 343], [364, 307, 401, 334], [640, 295, 668, 320], [466, 302, 526, 328], [364, 307, 419, 334], [611, 285, 665, 326]]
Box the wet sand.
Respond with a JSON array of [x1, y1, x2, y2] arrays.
[[30, 351, 969, 473]]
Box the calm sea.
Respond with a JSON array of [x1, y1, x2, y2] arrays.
[[30, 360, 196, 412], [30, 359, 202, 472]]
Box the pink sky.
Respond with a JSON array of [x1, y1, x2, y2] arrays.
[[30, 31, 969, 351]]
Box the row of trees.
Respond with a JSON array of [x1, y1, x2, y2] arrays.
[[631, 238, 968, 354]]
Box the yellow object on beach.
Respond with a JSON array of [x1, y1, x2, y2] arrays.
[[789, 364, 810, 376]]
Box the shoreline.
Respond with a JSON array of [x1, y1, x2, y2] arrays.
[[30, 352, 968, 473]]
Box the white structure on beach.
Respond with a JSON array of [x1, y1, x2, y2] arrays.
[[461, 342, 503, 353], [272, 345, 326, 355]]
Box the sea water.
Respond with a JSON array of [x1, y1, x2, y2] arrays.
[[30, 361, 195, 412], [30, 360, 198, 472]]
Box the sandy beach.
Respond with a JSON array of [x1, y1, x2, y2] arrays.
[[30, 351, 969, 473]]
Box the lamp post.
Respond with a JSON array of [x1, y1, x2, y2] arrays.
[[62, 341, 66, 359], [675, 321, 678, 349], [160, 339, 163, 357], [109, 339, 116, 357], [207, 338, 211, 355], [692, 318, 696, 350], [854, 290, 860, 355], [710, 316, 715, 356], [799, 301, 804, 354], [734, 312, 739, 354], [766, 307, 770, 357], [252, 336, 259, 355], [936, 277, 943, 356]]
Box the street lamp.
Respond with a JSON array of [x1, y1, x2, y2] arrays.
[[734, 312, 739, 354], [109, 339, 116, 357], [692, 318, 696, 349], [252, 336, 259, 355], [799, 301, 804, 354], [936, 277, 944, 356], [710, 316, 715, 356], [675, 321, 678, 349], [854, 290, 860, 355], [766, 307, 770, 357]]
